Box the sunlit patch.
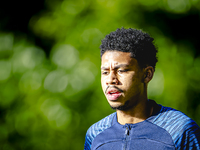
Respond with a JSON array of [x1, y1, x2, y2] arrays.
[[19, 71, 43, 92], [51, 44, 79, 69], [12, 47, 45, 73], [44, 69, 68, 93], [0, 61, 11, 81], [64, 60, 96, 96], [41, 98, 71, 127], [81, 28, 103, 44], [148, 68, 164, 97], [166, 0, 191, 13]]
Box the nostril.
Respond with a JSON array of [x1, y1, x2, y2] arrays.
[[106, 72, 119, 85], [106, 79, 118, 85]]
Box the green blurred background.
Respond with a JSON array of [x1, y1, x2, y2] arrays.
[[0, 0, 200, 149]]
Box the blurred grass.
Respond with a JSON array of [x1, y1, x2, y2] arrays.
[[0, 0, 200, 149]]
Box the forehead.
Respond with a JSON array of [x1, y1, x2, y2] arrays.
[[101, 51, 137, 67]]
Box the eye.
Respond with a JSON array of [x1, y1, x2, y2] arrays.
[[101, 71, 109, 75], [118, 69, 128, 73]]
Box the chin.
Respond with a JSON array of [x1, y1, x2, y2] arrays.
[[110, 101, 130, 110]]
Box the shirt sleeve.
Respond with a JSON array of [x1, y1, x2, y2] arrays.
[[84, 128, 93, 150], [176, 120, 200, 150], [84, 134, 91, 150]]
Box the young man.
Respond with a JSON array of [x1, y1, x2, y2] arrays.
[[84, 28, 200, 150]]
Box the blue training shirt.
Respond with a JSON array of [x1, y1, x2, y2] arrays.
[[84, 100, 200, 150]]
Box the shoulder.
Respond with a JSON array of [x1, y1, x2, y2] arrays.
[[86, 112, 116, 138], [152, 105, 198, 132], [151, 105, 200, 149], [84, 112, 116, 150]]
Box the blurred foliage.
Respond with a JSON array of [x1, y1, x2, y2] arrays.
[[0, 0, 200, 149]]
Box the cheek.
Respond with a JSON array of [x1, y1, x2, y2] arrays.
[[121, 75, 141, 89], [101, 77, 106, 90], [120, 75, 133, 85], [101, 76, 104, 84]]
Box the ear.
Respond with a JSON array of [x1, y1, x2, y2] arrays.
[[143, 66, 154, 84]]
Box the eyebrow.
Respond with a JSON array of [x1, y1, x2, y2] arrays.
[[101, 64, 130, 70]]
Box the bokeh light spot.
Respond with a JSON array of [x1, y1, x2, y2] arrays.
[[12, 47, 45, 73], [44, 70, 68, 93], [19, 71, 43, 92], [41, 98, 71, 127], [167, 0, 191, 13], [70, 60, 96, 91], [148, 68, 164, 97], [0, 61, 11, 81], [51, 45, 79, 69]]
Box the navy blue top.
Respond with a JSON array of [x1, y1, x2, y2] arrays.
[[84, 100, 200, 150]]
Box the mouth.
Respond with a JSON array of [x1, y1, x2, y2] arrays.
[[106, 88, 122, 101]]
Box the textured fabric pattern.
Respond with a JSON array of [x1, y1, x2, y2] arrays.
[[149, 106, 200, 150], [84, 103, 200, 150], [91, 118, 176, 150], [84, 113, 116, 150]]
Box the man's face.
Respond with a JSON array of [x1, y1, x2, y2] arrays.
[[101, 51, 145, 110]]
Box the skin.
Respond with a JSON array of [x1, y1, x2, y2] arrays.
[[101, 51, 154, 125]]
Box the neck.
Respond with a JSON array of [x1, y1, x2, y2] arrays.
[[116, 99, 153, 125]]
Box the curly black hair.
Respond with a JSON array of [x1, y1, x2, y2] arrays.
[[100, 28, 158, 70]]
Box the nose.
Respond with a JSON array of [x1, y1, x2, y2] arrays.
[[106, 71, 119, 85]]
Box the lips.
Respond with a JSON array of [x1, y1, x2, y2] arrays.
[[106, 89, 122, 101]]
